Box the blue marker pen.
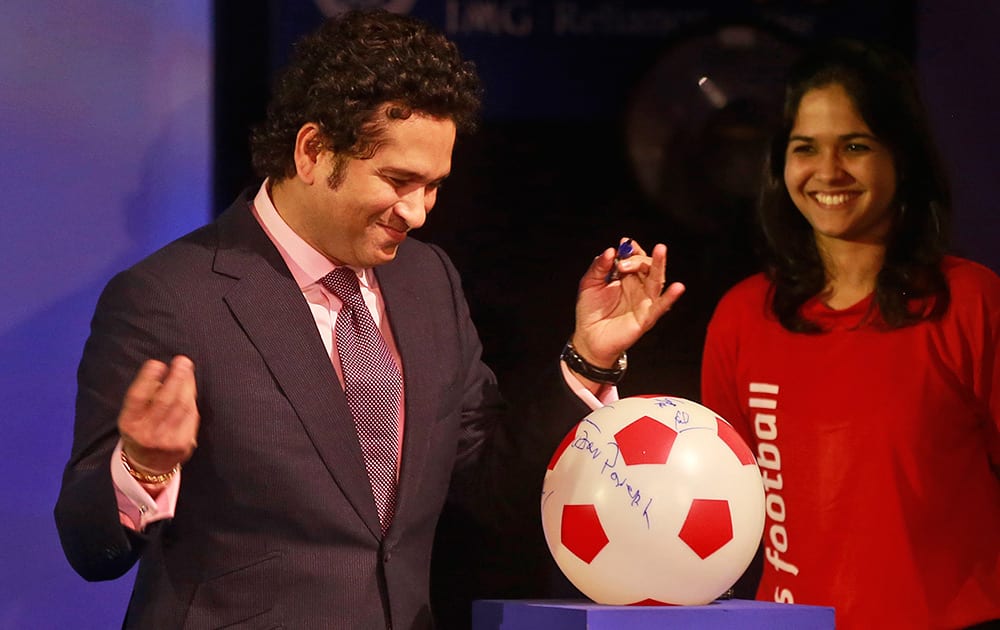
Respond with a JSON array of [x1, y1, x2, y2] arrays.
[[605, 238, 634, 283]]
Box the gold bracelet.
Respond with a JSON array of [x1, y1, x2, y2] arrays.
[[120, 450, 180, 485]]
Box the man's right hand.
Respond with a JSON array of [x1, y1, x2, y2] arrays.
[[118, 355, 200, 476]]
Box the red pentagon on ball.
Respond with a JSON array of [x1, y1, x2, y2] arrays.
[[547, 422, 582, 471], [678, 498, 734, 559], [715, 417, 756, 466], [614, 416, 678, 465], [561, 504, 610, 563]]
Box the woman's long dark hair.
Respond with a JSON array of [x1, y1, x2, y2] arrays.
[[758, 39, 951, 332]]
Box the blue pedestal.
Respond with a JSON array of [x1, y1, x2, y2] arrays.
[[472, 599, 835, 630]]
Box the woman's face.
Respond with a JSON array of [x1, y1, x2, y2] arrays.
[[783, 83, 898, 248]]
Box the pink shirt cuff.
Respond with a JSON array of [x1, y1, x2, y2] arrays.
[[111, 440, 180, 531], [560, 360, 618, 410]]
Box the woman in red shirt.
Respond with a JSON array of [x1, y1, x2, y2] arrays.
[[702, 40, 1000, 629]]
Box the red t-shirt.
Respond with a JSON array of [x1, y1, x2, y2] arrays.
[[702, 256, 1000, 630]]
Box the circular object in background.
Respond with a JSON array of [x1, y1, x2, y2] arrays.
[[626, 25, 799, 234]]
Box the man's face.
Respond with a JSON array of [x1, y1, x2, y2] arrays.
[[296, 113, 456, 268]]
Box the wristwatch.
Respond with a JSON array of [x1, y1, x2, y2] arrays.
[[560, 340, 627, 385]]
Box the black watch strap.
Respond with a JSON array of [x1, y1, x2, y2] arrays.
[[560, 341, 627, 385]]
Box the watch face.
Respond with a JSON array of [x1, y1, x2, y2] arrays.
[[625, 25, 800, 235]]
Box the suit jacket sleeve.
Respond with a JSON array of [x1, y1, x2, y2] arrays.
[[55, 262, 194, 580], [420, 243, 591, 531]]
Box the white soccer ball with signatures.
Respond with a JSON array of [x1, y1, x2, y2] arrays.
[[541, 395, 765, 605]]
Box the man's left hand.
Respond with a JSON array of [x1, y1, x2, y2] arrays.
[[570, 239, 685, 372]]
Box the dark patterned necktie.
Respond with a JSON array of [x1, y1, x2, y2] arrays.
[[320, 267, 401, 534]]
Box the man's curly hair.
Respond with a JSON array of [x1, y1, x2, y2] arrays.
[[251, 9, 482, 184]]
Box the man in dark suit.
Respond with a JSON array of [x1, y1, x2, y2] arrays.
[[54, 9, 684, 629]]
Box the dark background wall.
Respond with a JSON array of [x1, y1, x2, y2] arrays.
[[1, 1, 996, 628]]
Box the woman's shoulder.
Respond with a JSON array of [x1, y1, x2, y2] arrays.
[[943, 255, 1000, 288], [940, 255, 1000, 326], [719, 272, 772, 304], [711, 272, 773, 322], [942, 255, 1000, 303]]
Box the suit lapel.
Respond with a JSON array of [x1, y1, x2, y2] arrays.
[[213, 201, 383, 538], [375, 259, 440, 527]]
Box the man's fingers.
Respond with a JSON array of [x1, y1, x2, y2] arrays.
[[119, 356, 200, 471], [151, 357, 198, 440], [582, 247, 617, 288], [178, 360, 198, 424], [617, 244, 668, 299], [120, 356, 197, 432], [649, 243, 668, 285], [661, 281, 687, 307], [159, 356, 194, 400], [625, 238, 647, 258], [614, 242, 661, 276], [120, 360, 169, 418]]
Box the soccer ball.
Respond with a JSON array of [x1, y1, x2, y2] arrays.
[[541, 395, 765, 605]]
